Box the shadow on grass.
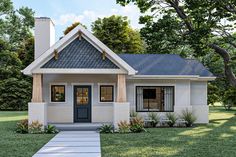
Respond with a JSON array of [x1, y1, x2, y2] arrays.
[[101, 109, 236, 157]]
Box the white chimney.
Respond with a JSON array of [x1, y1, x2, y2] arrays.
[[34, 17, 55, 59]]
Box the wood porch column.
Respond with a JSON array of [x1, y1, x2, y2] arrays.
[[117, 74, 127, 102], [32, 74, 43, 102]]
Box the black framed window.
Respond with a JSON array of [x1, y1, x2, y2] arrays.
[[51, 85, 65, 102], [100, 85, 114, 102], [136, 86, 174, 112]]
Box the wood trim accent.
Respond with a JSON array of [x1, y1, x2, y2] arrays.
[[117, 74, 126, 102], [32, 74, 43, 102]]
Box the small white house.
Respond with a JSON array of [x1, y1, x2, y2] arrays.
[[23, 17, 215, 129]]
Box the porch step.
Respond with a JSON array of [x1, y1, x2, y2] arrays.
[[50, 123, 111, 131]]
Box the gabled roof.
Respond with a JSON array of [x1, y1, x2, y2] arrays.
[[22, 25, 136, 75], [119, 54, 214, 78], [42, 37, 119, 69]]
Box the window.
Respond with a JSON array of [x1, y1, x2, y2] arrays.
[[136, 86, 174, 112], [51, 85, 65, 102], [100, 85, 114, 102]]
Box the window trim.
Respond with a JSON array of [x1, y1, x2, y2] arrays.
[[98, 84, 115, 103], [49, 83, 67, 103], [135, 86, 175, 112]]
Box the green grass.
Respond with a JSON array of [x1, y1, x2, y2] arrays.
[[101, 107, 236, 157], [0, 107, 235, 157], [0, 111, 55, 157]]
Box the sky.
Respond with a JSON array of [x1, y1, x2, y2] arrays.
[[12, 0, 143, 40]]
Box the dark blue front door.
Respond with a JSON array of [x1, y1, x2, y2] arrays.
[[74, 85, 91, 122]]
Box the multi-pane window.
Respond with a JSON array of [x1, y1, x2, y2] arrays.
[[51, 85, 65, 102], [136, 86, 174, 112], [100, 85, 114, 102]]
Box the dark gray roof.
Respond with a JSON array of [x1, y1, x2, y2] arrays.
[[42, 37, 119, 69], [119, 54, 214, 77]]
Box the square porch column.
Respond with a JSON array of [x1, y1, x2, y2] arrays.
[[113, 74, 130, 129], [28, 74, 47, 126]]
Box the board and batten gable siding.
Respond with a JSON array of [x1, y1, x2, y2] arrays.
[[43, 74, 117, 123]]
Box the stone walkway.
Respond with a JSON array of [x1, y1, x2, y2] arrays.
[[33, 131, 101, 157]]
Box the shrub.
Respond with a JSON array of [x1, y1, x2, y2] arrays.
[[130, 110, 139, 118], [28, 121, 43, 134], [148, 112, 160, 127], [181, 109, 197, 127], [130, 117, 145, 133], [16, 119, 28, 133], [223, 87, 236, 110], [45, 125, 59, 134], [166, 113, 178, 127], [99, 124, 113, 133], [118, 121, 130, 133]]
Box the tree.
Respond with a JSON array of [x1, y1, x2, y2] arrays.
[[92, 15, 144, 53], [0, 0, 34, 110], [64, 22, 87, 35], [117, 0, 236, 88]]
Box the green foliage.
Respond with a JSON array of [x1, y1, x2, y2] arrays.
[[28, 121, 43, 134], [166, 113, 178, 127], [130, 117, 145, 133], [99, 124, 113, 133], [0, 78, 31, 110], [117, 0, 236, 88], [64, 22, 87, 35], [148, 112, 160, 127], [16, 119, 28, 134], [223, 87, 236, 110], [44, 125, 59, 134], [92, 15, 144, 54], [118, 120, 130, 133], [130, 110, 138, 118], [0, 0, 34, 111], [181, 109, 197, 127]]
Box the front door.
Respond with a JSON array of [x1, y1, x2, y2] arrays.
[[74, 85, 91, 122]]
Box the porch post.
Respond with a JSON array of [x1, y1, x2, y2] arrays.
[[113, 74, 130, 129], [28, 73, 47, 127], [117, 74, 127, 102], [32, 74, 43, 102]]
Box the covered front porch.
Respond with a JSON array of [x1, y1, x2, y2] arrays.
[[28, 73, 130, 129]]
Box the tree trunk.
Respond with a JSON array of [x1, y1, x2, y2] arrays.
[[209, 44, 236, 87]]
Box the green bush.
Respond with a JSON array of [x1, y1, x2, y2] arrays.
[[130, 117, 145, 133], [45, 125, 59, 134], [16, 119, 28, 134], [28, 121, 43, 134], [148, 112, 160, 127], [166, 113, 178, 127], [99, 124, 113, 133], [118, 121, 130, 133], [130, 110, 139, 118], [181, 109, 197, 127], [223, 87, 236, 110]]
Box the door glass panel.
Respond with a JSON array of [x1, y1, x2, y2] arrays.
[[76, 87, 89, 105]]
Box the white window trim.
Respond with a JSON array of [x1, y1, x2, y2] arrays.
[[49, 83, 67, 103], [98, 83, 116, 103]]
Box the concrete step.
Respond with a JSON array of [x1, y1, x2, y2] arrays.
[[50, 123, 111, 131]]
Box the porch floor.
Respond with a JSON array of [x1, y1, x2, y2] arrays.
[[50, 123, 112, 131]]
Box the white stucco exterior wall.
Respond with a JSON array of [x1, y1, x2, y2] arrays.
[[43, 74, 117, 123], [42, 74, 209, 124]]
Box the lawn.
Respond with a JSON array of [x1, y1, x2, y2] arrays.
[[0, 111, 54, 157], [101, 107, 236, 157], [0, 107, 235, 157]]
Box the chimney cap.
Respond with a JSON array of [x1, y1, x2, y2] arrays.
[[35, 17, 55, 25]]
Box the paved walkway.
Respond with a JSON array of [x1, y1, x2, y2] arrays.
[[33, 131, 101, 157]]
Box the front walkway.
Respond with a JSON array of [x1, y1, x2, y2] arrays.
[[33, 131, 101, 157]]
